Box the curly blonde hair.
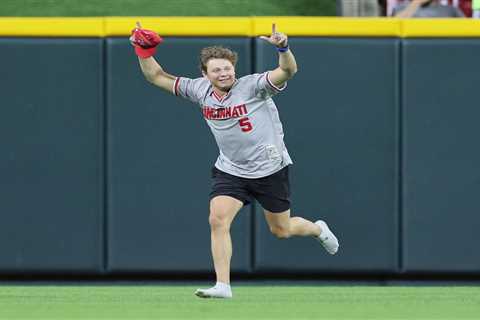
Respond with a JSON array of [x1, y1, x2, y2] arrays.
[[199, 46, 238, 73]]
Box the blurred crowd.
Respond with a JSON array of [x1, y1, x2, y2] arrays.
[[340, 0, 478, 17]]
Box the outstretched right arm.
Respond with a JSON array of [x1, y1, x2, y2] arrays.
[[131, 22, 177, 94], [137, 56, 176, 94]]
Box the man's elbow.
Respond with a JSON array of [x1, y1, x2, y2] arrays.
[[291, 66, 298, 76], [145, 74, 158, 84], [143, 73, 154, 83], [286, 66, 298, 78], [144, 70, 162, 84]]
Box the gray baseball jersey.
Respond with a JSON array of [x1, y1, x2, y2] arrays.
[[173, 72, 292, 178]]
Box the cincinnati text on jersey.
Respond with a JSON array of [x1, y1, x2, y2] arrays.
[[202, 104, 247, 120]]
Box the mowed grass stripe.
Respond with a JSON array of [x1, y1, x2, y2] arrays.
[[0, 286, 479, 319]]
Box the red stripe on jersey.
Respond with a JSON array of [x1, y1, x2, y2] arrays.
[[174, 77, 180, 96], [266, 72, 286, 92], [212, 90, 226, 102]]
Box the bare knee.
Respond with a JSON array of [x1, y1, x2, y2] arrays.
[[270, 225, 291, 239], [209, 211, 231, 231], [208, 196, 242, 232]]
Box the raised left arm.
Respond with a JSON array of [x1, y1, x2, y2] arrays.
[[260, 23, 298, 88]]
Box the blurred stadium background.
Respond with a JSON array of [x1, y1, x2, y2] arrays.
[[0, 0, 476, 17], [0, 0, 337, 16], [0, 0, 479, 319]]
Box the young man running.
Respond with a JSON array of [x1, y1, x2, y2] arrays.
[[130, 22, 339, 299]]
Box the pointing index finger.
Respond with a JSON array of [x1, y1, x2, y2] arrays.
[[136, 21, 142, 29], [272, 23, 276, 34]]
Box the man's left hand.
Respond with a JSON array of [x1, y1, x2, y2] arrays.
[[259, 23, 288, 48]]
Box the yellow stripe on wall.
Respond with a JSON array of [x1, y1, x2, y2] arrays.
[[105, 17, 252, 36], [253, 17, 401, 37], [0, 17, 105, 37], [0, 17, 480, 38], [401, 19, 480, 37]]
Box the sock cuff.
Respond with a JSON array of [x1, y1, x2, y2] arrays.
[[216, 281, 231, 290]]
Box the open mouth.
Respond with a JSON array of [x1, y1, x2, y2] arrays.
[[219, 79, 232, 86]]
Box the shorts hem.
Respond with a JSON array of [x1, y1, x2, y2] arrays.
[[260, 203, 291, 213], [209, 192, 250, 206]]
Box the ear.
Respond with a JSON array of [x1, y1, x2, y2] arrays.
[[202, 70, 207, 78]]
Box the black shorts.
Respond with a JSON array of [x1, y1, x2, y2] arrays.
[[210, 166, 291, 213]]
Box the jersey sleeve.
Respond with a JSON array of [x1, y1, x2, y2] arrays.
[[173, 76, 210, 105], [252, 72, 287, 99]]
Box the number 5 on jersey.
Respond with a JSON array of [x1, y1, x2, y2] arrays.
[[239, 117, 253, 132]]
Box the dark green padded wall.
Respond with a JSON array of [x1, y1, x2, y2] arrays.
[[253, 38, 400, 273], [402, 39, 480, 273], [0, 38, 104, 272], [1, 35, 479, 276]]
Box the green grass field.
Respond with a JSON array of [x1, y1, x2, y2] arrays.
[[0, 0, 336, 16], [0, 285, 479, 319]]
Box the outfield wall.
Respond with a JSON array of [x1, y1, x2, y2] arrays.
[[0, 18, 479, 276]]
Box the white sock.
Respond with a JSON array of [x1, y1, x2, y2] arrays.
[[215, 281, 231, 292]]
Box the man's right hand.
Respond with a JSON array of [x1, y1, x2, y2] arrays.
[[130, 22, 163, 59]]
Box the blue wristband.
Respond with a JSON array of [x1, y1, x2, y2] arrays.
[[277, 45, 289, 53]]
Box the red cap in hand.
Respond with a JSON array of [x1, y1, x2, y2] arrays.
[[130, 27, 163, 58]]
